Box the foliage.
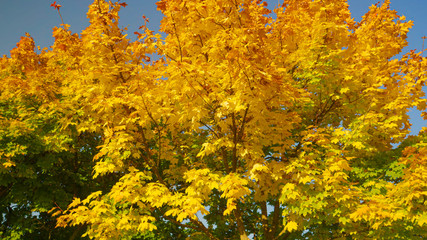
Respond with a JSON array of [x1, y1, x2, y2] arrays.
[[1, 0, 426, 239]]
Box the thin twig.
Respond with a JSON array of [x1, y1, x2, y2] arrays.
[[422, 36, 426, 57], [58, 9, 64, 25]]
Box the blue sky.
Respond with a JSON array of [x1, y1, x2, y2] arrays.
[[1, 0, 426, 135]]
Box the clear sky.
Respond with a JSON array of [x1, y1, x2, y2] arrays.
[[1, 0, 426, 135]]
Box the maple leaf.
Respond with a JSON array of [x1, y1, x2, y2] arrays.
[[284, 221, 298, 232], [50, 1, 61, 10], [156, 0, 167, 11], [118, 2, 128, 8]]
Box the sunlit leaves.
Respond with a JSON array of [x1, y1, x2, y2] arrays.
[[1, 0, 427, 239]]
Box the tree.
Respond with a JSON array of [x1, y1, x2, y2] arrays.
[[1, 0, 426, 239], [0, 33, 117, 239]]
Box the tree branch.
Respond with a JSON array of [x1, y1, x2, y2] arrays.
[[234, 204, 248, 239], [231, 113, 238, 172], [260, 201, 270, 238]]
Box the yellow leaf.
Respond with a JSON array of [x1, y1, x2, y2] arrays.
[[418, 213, 427, 226], [284, 221, 298, 232], [2, 160, 15, 168], [340, 87, 350, 94]]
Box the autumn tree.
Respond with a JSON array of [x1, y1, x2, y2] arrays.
[[0, 32, 119, 239], [1, 0, 426, 239]]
